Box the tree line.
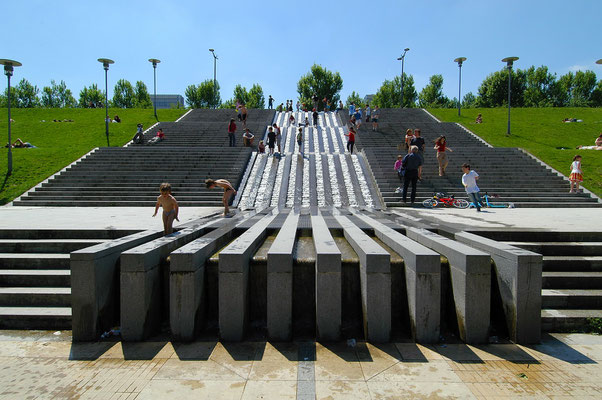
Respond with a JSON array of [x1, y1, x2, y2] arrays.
[[2, 64, 601, 110]]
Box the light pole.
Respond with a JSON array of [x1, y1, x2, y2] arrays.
[[0, 59, 22, 176], [148, 59, 161, 120], [454, 57, 467, 117], [97, 58, 114, 146], [397, 48, 410, 108], [209, 49, 218, 109], [502, 57, 519, 137]]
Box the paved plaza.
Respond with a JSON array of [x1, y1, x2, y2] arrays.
[[1, 329, 602, 399]]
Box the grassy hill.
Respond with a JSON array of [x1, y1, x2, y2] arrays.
[[428, 107, 602, 198], [0, 108, 186, 204]]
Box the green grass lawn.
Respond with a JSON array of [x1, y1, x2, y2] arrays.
[[0, 108, 186, 204], [428, 107, 602, 198]]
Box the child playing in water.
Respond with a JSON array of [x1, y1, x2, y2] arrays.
[[569, 155, 583, 193], [206, 178, 237, 216], [152, 183, 179, 234], [296, 127, 303, 154]]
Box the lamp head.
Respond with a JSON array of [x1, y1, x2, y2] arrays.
[[454, 57, 467, 65], [404, 48, 410, 52], [596, 59, 602, 65], [502, 56, 519, 67], [0, 59, 22, 77], [97, 58, 114, 70], [148, 58, 161, 67]]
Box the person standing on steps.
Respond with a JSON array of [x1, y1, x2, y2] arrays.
[[365, 104, 371, 123], [296, 100, 300, 112], [312, 108, 319, 127], [434, 135, 453, 176], [348, 102, 355, 120], [273, 123, 282, 154], [462, 163, 484, 211], [268, 95, 274, 109], [267, 126, 276, 156], [205, 179, 237, 216], [569, 155, 583, 193], [411, 128, 425, 160], [227, 118, 237, 147], [312, 93, 319, 110], [240, 104, 248, 128], [345, 126, 356, 154], [371, 106, 380, 131], [296, 127, 303, 155], [401, 146, 423, 205]]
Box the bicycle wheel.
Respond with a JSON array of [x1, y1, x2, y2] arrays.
[[422, 199, 438, 208], [453, 199, 470, 209]]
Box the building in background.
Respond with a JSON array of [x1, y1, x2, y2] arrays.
[[363, 94, 375, 104], [151, 94, 185, 109]]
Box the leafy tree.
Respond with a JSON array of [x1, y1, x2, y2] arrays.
[[462, 92, 477, 108], [418, 74, 449, 108], [297, 64, 343, 111], [345, 91, 364, 108], [185, 80, 220, 108], [41, 80, 77, 108], [232, 84, 249, 105], [247, 84, 265, 109], [14, 78, 40, 108], [523, 66, 558, 107], [220, 99, 237, 109], [591, 79, 602, 107], [112, 79, 136, 108], [79, 84, 105, 108], [134, 81, 152, 108], [571, 70, 597, 106], [476, 68, 526, 107], [372, 74, 417, 108]]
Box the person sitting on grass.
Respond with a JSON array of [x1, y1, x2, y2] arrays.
[[475, 113, 482, 123], [147, 128, 165, 145], [576, 133, 602, 150], [114, 115, 121, 123], [205, 178, 236, 216]]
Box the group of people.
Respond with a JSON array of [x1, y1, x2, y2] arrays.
[[348, 103, 380, 132], [132, 124, 165, 145]]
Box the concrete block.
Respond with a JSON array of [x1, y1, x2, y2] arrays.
[[219, 212, 278, 341], [267, 212, 299, 341], [335, 215, 391, 343], [406, 227, 490, 344], [353, 213, 440, 343], [311, 214, 342, 341], [455, 231, 542, 344]]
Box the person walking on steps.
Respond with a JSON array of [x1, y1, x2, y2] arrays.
[[345, 126, 356, 154], [296, 127, 304, 155], [411, 129, 425, 160], [462, 163, 484, 211], [227, 118, 237, 147], [434, 136, 453, 176], [273, 123, 282, 154], [312, 108, 319, 127], [371, 106, 379, 131], [401, 146, 423, 205]]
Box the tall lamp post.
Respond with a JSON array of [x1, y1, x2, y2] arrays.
[[209, 49, 218, 109], [148, 59, 161, 120], [397, 48, 410, 108], [97, 58, 114, 146], [502, 57, 519, 136], [454, 57, 467, 117], [0, 59, 22, 176]]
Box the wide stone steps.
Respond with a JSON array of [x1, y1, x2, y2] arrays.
[[508, 242, 602, 256], [541, 309, 602, 331], [0, 287, 71, 307], [0, 253, 70, 269], [0, 269, 71, 287], [543, 256, 602, 272], [542, 271, 602, 289], [0, 307, 71, 330], [0, 239, 105, 253]]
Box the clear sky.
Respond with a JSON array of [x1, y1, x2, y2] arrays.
[[3, 0, 602, 106]]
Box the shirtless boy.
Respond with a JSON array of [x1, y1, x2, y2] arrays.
[[152, 183, 179, 234], [206, 178, 237, 216]]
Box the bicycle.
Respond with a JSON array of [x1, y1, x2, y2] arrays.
[[468, 193, 515, 209], [422, 192, 470, 209]]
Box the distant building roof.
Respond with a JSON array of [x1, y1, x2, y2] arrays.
[[151, 94, 185, 109]]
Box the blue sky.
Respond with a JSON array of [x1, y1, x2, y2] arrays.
[[3, 0, 602, 105]]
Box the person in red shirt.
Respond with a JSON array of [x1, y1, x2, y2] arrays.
[[227, 118, 237, 147], [345, 127, 356, 154], [434, 136, 453, 176]]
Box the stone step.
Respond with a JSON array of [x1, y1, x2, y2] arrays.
[[543, 256, 602, 272], [0, 287, 71, 307], [542, 271, 602, 289], [0, 239, 105, 253], [507, 242, 602, 256], [14, 200, 224, 207], [0, 254, 70, 269], [541, 309, 602, 332], [0, 269, 71, 287], [0, 306, 71, 330], [541, 289, 602, 308]]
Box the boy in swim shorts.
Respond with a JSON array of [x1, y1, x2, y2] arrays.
[[153, 182, 179, 234], [206, 178, 237, 216]]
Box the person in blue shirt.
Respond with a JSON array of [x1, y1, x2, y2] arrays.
[[348, 102, 355, 119]]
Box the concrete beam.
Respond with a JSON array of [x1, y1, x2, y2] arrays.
[[335, 214, 391, 343], [267, 211, 299, 341], [455, 231, 542, 344], [219, 211, 278, 341], [70, 229, 164, 341], [353, 213, 440, 343], [169, 214, 252, 341], [311, 214, 342, 341], [406, 227, 491, 344]]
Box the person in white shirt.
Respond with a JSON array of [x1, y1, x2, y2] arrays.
[[462, 163, 484, 211]]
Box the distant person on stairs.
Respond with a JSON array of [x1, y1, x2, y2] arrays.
[[365, 104, 371, 123], [569, 155, 583, 193], [132, 123, 144, 144], [411, 129, 425, 160], [297, 127, 304, 155], [206, 179, 237, 216], [371, 106, 380, 131], [268, 95, 274, 109], [273, 123, 282, 154], [228, 118, 237, 147], [242, 128, 255, 147], [241, 104, 248, 128], [152, 183, 179, 235], [348, 102, 355, 119], [401, 146, 423, 204], [267, 126, 276, 155], [345, 127, 356, 154], [312, 108, 319, 126], [434, 136, 453, 176], [147, 128, 165, 145]]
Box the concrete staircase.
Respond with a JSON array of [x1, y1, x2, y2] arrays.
[[0, 229, 136, 329], [357, 108, 601, 208]]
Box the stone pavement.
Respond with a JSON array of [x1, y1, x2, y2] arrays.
[[1, 330, 602, 399]]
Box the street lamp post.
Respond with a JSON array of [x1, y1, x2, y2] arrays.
[[97, 58, 114, 146], [148, 59, 161, 120], [502, 57, 519, 136], [0, 59, 22, 176], [454, 57, 467, 117], [209, 49, 218, 109], [397, 48, 410, 108]]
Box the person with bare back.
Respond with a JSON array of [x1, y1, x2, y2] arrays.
[[152, 183, 179, 234], [206, 178, 237, 216]]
